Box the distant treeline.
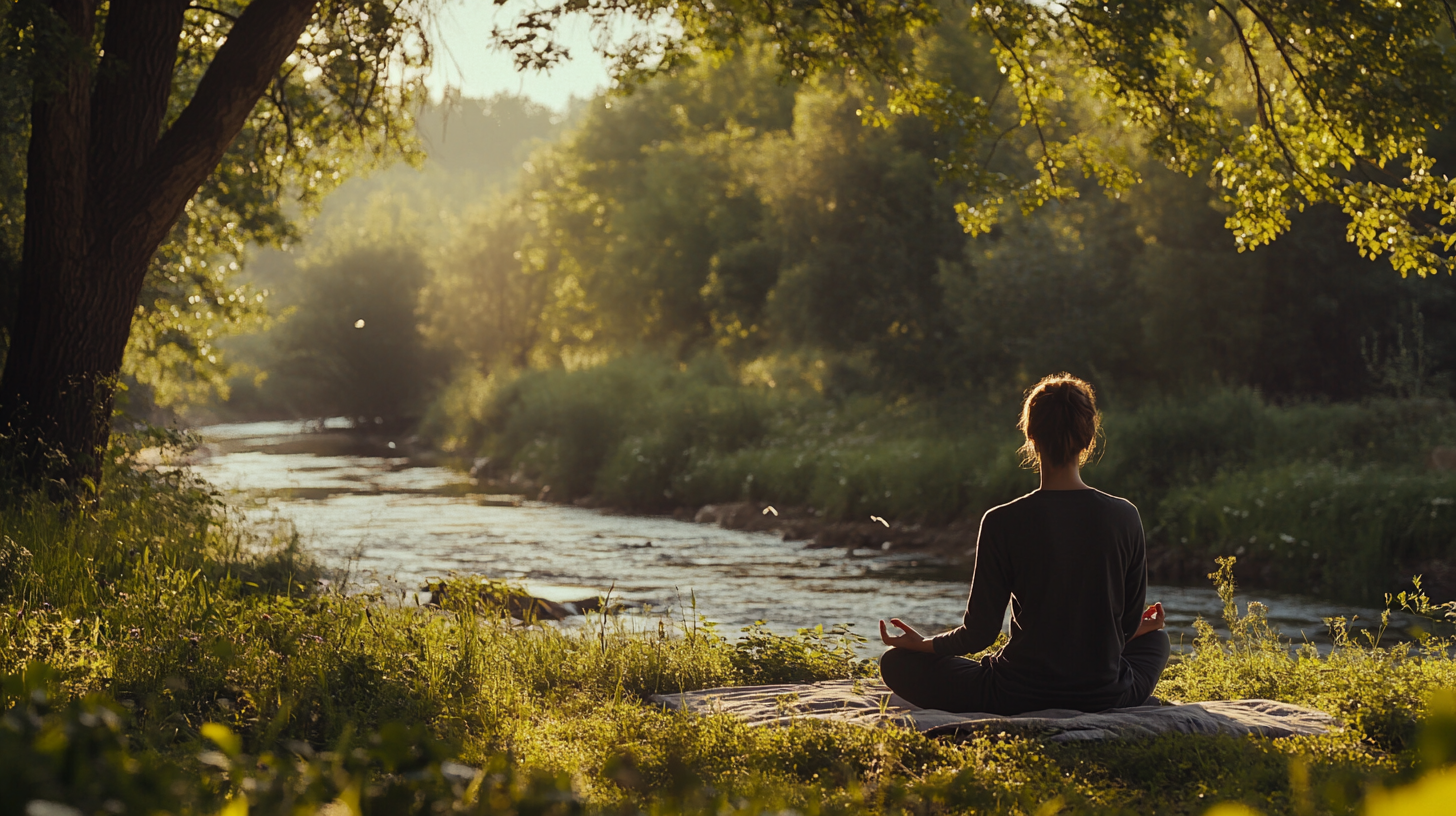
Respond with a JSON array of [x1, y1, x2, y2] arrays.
[[212, 36, 1455, 425]]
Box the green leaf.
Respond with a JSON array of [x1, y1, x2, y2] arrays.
[[201, 722, 241, 757]]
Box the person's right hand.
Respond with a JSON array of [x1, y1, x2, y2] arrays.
[[1133, 602, 1165, 639], [879, 618, 935, 653]]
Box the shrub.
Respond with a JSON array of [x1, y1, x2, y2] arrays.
[[1160, 558, 1456, 752], [729, 622, 876, 685], [1097, 390, 1456, 506], [1153, 465, 1456, 602]]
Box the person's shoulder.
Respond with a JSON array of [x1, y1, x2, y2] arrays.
[[981, 491, 1041, 525], [1087, 488, 1142, 522], [1087, 488, 1137, 510]]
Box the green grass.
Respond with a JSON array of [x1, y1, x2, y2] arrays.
[[5, 432, 1456, 814]]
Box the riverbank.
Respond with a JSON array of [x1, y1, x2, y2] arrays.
[[190, 419, 1426, 650], [676, 499, 1456, 606], [6, 433, 1456, 814], [412, 360, 1456, 607], [193, 408, 1456, 609]]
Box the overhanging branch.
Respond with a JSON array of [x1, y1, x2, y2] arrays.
[[102, 0, 318, 266]]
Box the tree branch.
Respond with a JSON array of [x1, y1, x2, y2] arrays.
[[1211, 1, 1309, 183], [101, 0, 318, 268], [1057, 4, 1232, 162], [185, 4, 239, 23], [979, 16, 1060, 194], [1236, 1, 1328, 141], [88, 0, 190, 208], [272, 71, 297, 158], [982, 121, 1019, 169]]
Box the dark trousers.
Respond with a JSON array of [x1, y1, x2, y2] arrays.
[[879, 630, 1171, 715]]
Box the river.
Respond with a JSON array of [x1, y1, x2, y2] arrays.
[[193, 419, 1390, 652]]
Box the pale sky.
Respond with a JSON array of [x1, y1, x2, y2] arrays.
[[426, 1, 615, 111]]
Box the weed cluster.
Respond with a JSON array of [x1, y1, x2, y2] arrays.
[[1161, 558, 1456, 753]]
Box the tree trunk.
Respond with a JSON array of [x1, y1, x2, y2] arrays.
[[0, 255, 140, 495], [0, 0, 102, 494], [0, 0, 319, 498]]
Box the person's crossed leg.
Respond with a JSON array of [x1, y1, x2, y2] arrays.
[[1119, 628, 1171, 706], [880, 628, 1171, 714], [878, 648, 990, 712]]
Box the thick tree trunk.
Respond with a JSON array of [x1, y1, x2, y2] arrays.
[[0, 255, 140, 494], [0, 0, 103, 493], [0, 0, 319, 497]]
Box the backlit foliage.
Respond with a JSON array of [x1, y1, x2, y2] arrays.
[[499, 0, 1456, 277]]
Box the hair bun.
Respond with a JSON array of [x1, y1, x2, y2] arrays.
[[1017, 373, 1100, 470]]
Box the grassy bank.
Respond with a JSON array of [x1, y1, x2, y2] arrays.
[[421, 357, 1456, 604], [4, 433, 1456, 814]]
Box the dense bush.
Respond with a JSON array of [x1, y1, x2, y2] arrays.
[[1153, 465, 1456, 601], [467, 356, 784, 503], [1097, 391, 1456, 506]]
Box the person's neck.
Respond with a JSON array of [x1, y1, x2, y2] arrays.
[[1039, 462, 1091, 491]]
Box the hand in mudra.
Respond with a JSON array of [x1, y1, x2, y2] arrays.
[[1134, 602, 1166, 639], [879, 618, 935, 653]]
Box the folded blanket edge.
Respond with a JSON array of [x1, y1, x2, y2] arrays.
[[644, 685, 1337, 743]]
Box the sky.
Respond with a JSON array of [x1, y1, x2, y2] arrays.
[[425, 1, 615, 111]]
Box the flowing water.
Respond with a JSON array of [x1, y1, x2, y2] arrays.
[[193, 420, 1391, 652]]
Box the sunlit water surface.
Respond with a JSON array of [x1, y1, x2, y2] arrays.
[[193, 420, 1387, 652]]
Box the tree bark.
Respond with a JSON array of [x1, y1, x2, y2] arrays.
[[0, 0, 319, 497], [2, 0, 102, 493]]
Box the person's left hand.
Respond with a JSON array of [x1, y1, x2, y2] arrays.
[[879, 618, 935, 653]]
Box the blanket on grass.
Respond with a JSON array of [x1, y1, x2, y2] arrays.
[[647, 680, 1336, 743]]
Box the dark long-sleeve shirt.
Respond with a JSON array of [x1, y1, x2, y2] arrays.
[[930, 488, 1148, 711]]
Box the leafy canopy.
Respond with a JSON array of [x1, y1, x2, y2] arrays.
[[500, 0, 1456, 277]]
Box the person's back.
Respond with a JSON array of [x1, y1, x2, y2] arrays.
[[969, 490, 1146, 712], [876, 372, 1169, 715]]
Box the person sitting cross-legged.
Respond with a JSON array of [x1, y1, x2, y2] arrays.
[[878, 373, 1170, 715]]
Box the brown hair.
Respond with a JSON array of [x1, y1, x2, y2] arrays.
[[1017, 373, 1101, 470]]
